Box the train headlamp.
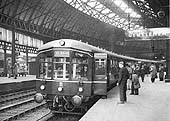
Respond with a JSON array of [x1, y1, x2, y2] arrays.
[[40, 85, 45, 90], [59, 40, 65, 46], [78, 87, 84, 92], [58, 87, 63, 92]]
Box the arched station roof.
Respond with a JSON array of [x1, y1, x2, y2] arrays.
[[0, 0, 169, 59]]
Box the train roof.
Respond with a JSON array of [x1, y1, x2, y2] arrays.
[[38, 39, 92, 52], [38, 39, 164, 63]]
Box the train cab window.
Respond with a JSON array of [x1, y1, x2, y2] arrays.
[[53, 57, 69, 80], [39, 57, 53, 79], [72, 52, 89, 80], [95, 59, 106, 75], [38, 51, 53, 79]]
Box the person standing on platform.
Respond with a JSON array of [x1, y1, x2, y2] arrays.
[[13, 62, 18, 79], [126, 64, 133, 90], [117, 61, 130, 104], [130, 64, 140, 95], [7, 63, 12, 78], [150, 63, 157, 83], [131, 65, 141, 95], [159, 64, 164, 81], [140, 64, 145, 82]]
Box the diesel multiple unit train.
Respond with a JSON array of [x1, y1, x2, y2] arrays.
[[34, 39, 159, 114]]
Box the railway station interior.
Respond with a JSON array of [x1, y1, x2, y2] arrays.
[[0, 0, 170, 121]]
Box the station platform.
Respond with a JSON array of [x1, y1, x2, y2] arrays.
[[0, 75, 36, 84], [0, 75, 36, 95], [80, 76, 170, 121]]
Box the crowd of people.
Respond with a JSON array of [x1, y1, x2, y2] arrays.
[[7, 62, 28, 79], [117, 61, 165, 104]]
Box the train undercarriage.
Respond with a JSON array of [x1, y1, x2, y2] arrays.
[[45, 94, 92, 115]]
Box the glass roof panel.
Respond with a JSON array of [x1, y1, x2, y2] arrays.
[[87, 1, 96, 7], [114, 16, 120, 21], [140, 0, 145, 2], [101, 8, 110, 14], [119, 2, 128, 11], [144, 4, 150, 9], [114, 0, 122, 6], [75, 3, 81, 9], [120, 18, 126, 23], [94, 4, 103, 9], [124, 21, 129, 25], [78, 7, 83, 11], [64, 0, 142, 30], [64, 0, 72, 3], [81, 0, 89, 2], [125, 8, 132, 14], [108, 13, 116, 18]]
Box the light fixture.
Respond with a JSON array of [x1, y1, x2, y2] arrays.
[[58, 87, 63, 92], [59, 40, 65, 46], [40, 85, 45, 90], [78, 87, 84, 92]]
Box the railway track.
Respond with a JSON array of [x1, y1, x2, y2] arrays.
[[0, 89, 100, 121], [0, 89, 50, 121], [0, 89, 36, 107]]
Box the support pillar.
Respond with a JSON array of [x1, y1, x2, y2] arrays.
[[165, 39, 170, 82], [26, 47, 28, 66], [3, 43, 7, 76], [12, 29, 16, 75]]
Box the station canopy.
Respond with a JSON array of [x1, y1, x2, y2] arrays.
[[0, 0, 169, 60]]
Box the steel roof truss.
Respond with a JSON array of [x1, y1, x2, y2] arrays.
[[0, 0, 15, 12]]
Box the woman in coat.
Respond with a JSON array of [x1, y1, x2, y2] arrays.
[[150, 63, 157, 83], [159, 64, 164, 81], [131, 65, 141, 95]]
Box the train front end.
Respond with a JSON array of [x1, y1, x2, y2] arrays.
[[34, 40, 93, 114]]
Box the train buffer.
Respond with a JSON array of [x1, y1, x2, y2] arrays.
[[80, 76, 170, 121]]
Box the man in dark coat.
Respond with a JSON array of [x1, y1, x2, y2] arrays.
[[118, 62, 130, 104], [13, 62, 18, 79]]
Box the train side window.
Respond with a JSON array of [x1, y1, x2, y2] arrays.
[[110, 59, 119, 75], [95, 59, 106, 75], [72, 53, 89, 80], [109, 59, 119, 80]]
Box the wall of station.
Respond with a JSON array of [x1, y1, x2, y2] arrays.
[[0, 27, 43, 48], [0, 27, 44, 76]]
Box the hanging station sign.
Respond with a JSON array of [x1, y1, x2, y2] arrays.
[[125, 27, 170, 41]]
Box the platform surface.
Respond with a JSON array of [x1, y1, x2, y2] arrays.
[[0, 75, 36, 84], [80, 76, 170, 121]]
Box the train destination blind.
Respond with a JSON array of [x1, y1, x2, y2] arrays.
[[54, 50, 70, 57]]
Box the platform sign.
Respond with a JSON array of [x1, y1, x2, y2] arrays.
[[125, 27, 170, 41]]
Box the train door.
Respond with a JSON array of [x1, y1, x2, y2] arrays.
[[93, 53, 108, 96], [108, 58, 119, 89]]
